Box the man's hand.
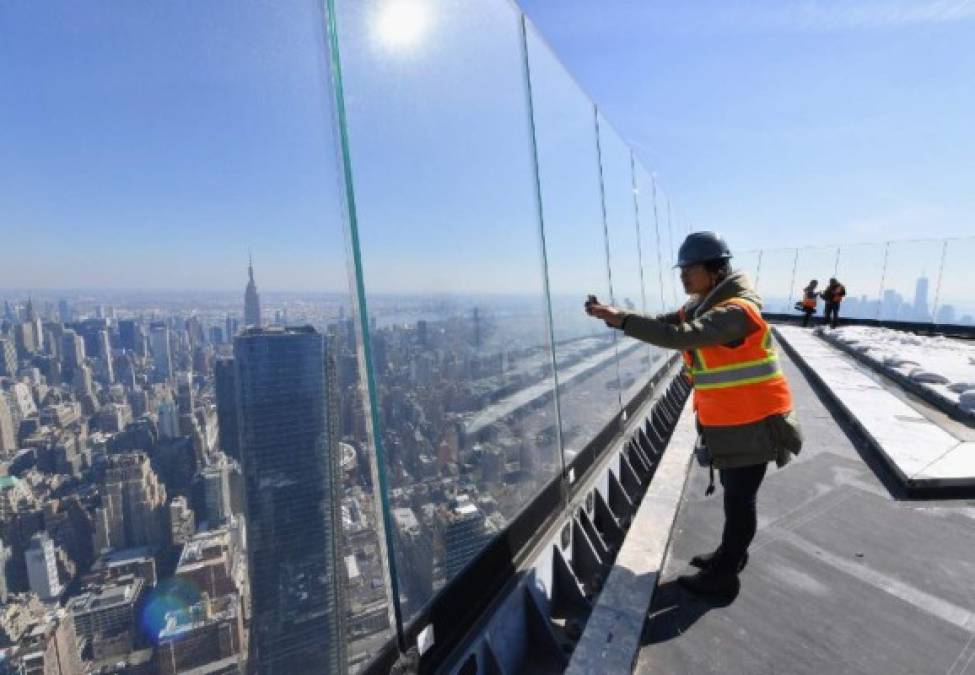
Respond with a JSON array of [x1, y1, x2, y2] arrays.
[[584, 297, 627, 328]]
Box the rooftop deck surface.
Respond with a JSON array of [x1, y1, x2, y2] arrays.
[[636, 343, 975, 675]]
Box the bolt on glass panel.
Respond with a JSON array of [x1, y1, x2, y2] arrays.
[[753, 248, 798, 313], [523, 20, 623, 462], [327, 0, 562, 628], [834, 243, 888, 319], [2, 3, 372, 673], [937, 237, 975, 325], [880, 239, 947, 322], [597, 115, 649, 408]]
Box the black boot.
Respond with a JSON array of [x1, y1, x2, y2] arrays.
[[677, 567, 740, 597], [689, 549, 748, 572]]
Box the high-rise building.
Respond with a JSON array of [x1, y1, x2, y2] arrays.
[[59, 329, 86, 383], [96, 329, 115, 384], [25, 532, 62, 600], [25, 297, 44, 354], [150, 323, 173, 383], [0, 337, 17, 377], [913, 276, 930, 321], [118, 319, 141, 352], [13, 322, 37, 358], [244, 256, 262, 328], [214, 358, 239, 460], [0, 393, 16, 453], [169, 496, 196, 546], [201, 460, 233, 525], [93, 452, 168, 553], [442, 494, 492, 580], [225, 315, 239, 342], [58, 299, 73, 323], [234, 326, 345, 673], [0, 537, 11, 603]]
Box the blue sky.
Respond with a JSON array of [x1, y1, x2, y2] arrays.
[[1, 0, 972, 300], [520, 0, 975, 247]]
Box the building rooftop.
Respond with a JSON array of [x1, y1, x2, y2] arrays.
[[634, 333, 975, 674], [67, 576, 143, 614]]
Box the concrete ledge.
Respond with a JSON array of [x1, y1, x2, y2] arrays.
[[774, 325, 975, 492], [566, 402, 696, 675], [816, 328, 975, 426]]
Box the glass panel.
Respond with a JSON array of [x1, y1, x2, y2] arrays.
[[934, 237, 975, 325], [656, 188, 681, 312], [793, 246, 840, 322], [330, 0, 561, 625], [754, 248, 797, 313], [633, 168, 671, 370], [523, 21, 621, 461], [880, 239, 945, 322], [598, 116, 648, 406], [735, 249, 763, 284], [1, 3, 377, 673], [834, 243, 887, 319]]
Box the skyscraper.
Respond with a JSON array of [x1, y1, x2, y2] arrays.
[[150, 323, 173, 383], [59, 329, 85, 383], [26, 532, 62, 600], [244, 256, 262, 328], [0, 337, 16, 377], [93, 452, 168, 553], [214, 358, 239, 460], [234, 326, 345, 673], [913, 276, 930, 321]]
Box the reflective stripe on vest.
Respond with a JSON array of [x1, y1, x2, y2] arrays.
[[689, 297, 793, 426]]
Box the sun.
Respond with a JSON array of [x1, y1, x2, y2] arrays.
[[375, 0, 430, 50]]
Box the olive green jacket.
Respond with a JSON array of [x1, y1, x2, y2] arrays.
[[620, 271, 802, 469]]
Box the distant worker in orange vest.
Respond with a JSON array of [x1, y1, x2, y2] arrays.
[[585, 231, 802, 597], [821, 277, 846, 329], [798, 279, 819, 327]]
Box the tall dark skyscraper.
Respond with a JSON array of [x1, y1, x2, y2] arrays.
[[214, 358, 239, 461], [244, 255, 262, 328], [234, 326, 345, 674]]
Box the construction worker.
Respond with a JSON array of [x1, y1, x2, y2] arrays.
[[821, 277, 846, 329], [798, 280, 818, 327], [585, 231, 802, 597]]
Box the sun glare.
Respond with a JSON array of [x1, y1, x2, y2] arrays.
[[375, 0, 429, 49]]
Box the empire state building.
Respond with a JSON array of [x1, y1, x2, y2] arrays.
[[244, 256, 262, 328]]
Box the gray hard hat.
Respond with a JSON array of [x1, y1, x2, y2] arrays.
[[675, 231, 732, 268]]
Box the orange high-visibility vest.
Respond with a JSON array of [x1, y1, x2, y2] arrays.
[[801, 296, 816, 310], [679, 298, 793, 426]]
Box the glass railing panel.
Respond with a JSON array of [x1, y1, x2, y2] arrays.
[[792, 246, 840, 322], [879, 239, 945, 322], [735, 250, 763, 285], [523, 20, 622, 462], [633, 168, 672, 370], [1, 4, 376, 674], [933, 237, 975, 325], [655, 188, 681, 312], [329, 0, 561, 627], [754, 248, 798, 313], [597, 116, 650, 407], [834, 243, 887, 319]]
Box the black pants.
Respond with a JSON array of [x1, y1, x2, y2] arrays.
[[824, 302, 840, 328], [715, 463, 768, 573], [801, 308, 814, 327]]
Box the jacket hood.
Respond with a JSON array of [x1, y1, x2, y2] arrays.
[[687, 270, 763, 318]]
